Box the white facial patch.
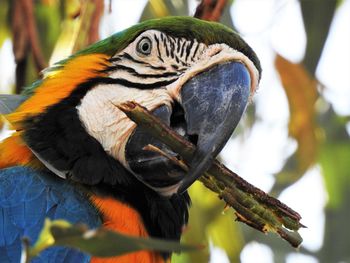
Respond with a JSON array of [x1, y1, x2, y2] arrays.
[[76, 85, 172, 166]]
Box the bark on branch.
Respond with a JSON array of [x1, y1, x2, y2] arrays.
[[194, 0, 228, 22], [19, 0, 47, 71], [88, 0, 104, 44], [118, 101, 305, 248]]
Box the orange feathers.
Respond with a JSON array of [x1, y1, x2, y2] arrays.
[[7, 54, 110, 127], [0, 132, 34, 168], [0, 54, 110, 168], [90, 195, 165, 263]]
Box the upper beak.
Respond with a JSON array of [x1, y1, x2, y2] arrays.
[[177, 61, 251, 193], [125, 61, 251, 195]]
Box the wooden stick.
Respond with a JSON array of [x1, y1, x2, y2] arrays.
[[118, 101, 304, 248], [194, 0, 228, 22]]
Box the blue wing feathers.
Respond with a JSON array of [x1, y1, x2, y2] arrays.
[[0, 166, 101, 262], [0, 237, 21, 263], [0, 208, 20, 246], [32, 246, 90, 263]]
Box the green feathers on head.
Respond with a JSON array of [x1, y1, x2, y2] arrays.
[[77, 16, 260, 73], [79, 16, 238, 56]]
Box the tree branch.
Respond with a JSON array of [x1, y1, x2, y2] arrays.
[[117, 101, 305, 248], [194, 0, 228, 22], [11, 0, 29, 93], [88, 0, 104, 44], [19, 0, 47, 72]]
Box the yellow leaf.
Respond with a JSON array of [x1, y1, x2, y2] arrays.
[[29, 219, 71, 258], [207, 210, 243, 262], [275, 54, 319, 173], [149, 0, 169, 17], [176, 182, 244, 262]]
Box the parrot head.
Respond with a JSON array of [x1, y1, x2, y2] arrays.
[[7, 16, 261, 196]]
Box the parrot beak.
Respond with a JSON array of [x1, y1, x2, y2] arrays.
[[125, 61, 251, 195], [177, 61, 251, 193]]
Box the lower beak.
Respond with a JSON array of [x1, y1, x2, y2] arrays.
[[177, 61, 251, 193], [125, 105, 186, 189]]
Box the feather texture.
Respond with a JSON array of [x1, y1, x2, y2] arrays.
[[0, 166, 101, 262]]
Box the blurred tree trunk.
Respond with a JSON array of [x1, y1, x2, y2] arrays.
[[301, 0, 337, 74]]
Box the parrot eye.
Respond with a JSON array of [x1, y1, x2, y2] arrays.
[[136, 37, 152, 55]]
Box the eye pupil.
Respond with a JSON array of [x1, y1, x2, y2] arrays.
[[142, 43, 149, 52], [137, 37, 152, 55]]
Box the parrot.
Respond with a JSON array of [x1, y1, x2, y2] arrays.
[[0, 16, 261, 263]]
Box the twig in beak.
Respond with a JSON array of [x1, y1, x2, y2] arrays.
[[117, 101, 305, 248], [143, 144, 189, 172]]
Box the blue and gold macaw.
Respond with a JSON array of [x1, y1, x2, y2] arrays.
[[0, 17, 261, 262]]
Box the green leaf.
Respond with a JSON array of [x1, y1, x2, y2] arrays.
[[28, 219, 71, 258], [319, 142, 350, 208], [174, 182, 243, 263], [140, 0, 188, 21], [28, 219, 197, 261], [173, 183, 217, 263], [207, 209, 243, 262], [0, 0, 9, 48], [34, 1, 61, 61]]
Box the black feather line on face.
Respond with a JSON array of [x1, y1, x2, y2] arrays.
[[120, 53, 166, 71], [99, 76, 177, 89], [103, 64, 179, 79]]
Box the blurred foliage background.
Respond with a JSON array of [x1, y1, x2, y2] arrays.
[[0, 0, 349, 262]]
